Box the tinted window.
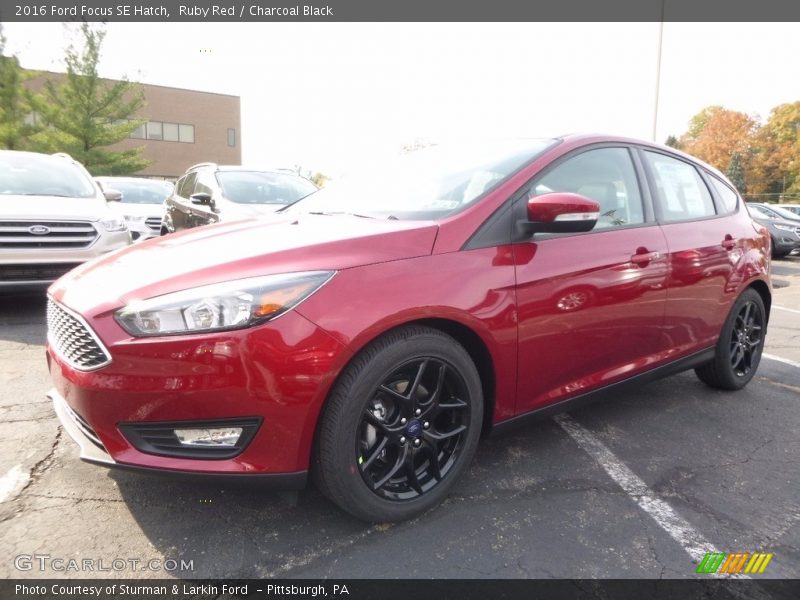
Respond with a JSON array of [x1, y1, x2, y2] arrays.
[[194, 171, 216, 197], [177, 172, 197, 198], [644, 151, 715, 221], [532, 147, 644, 229], [0, 152, 96, 198], [708, 175, 738, 214]]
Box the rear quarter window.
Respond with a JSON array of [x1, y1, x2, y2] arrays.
[[707, 175, 739, 214], [643, 151, 716, 222]]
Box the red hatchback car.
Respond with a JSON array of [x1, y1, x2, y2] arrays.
[[46, 135, 771, 522]]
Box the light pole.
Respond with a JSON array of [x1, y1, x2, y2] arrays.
[[652, 1, 665, 141]]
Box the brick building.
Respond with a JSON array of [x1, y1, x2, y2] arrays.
[[25, 71, 242, 178]]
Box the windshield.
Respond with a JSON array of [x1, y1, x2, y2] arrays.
[[98, 178, 173, 204], [216, 171, 317, 205], [0, 152, 96, 198], [766, 204, 800, 221], [285, 140, 556, 220], [748, 204, 774, 219]]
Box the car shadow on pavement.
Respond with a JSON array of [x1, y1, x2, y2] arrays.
[[0, 292, 47, 344]]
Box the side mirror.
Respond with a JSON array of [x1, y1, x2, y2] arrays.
[[190, 192, 213, 206], [103, 189, 123, 202], [524, 192, 599, 234]]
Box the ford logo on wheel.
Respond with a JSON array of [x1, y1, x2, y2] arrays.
[[28, 225, 51, 235]]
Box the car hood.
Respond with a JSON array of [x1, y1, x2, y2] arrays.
[[0, 194, 111, 220], [108, 202, 163, 218], [51, 214, 439, 317], [752, 216, 799, 229]]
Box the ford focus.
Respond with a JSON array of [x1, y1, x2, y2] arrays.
[[46, 135, 771, 522]]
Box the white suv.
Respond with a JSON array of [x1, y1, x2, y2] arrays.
[[0, 151, 131, 289]]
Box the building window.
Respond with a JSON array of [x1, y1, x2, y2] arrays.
[[179, 124, 195, 143], [23, 112, 41, 126], [129, 120, 194, 143], [163, 122, 179, 142], [227, 128, 236, 147], [146, 121, 163, 140], [130, 122, 146, 139]]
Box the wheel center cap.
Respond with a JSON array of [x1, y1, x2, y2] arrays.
[[406, 419, 422, 438]]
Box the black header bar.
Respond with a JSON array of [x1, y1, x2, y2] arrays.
[[2, 0, 800, 22]]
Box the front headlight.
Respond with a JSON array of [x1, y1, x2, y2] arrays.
[[115, 271, 335, 336], [774, 224, 796, 232], [100, 216, 128, 232]]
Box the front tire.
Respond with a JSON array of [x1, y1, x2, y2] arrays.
[[314, 326, 483, 522], [695, 288, 766, 390]]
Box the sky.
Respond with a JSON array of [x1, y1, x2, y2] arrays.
[[3, 22, 800, 177]]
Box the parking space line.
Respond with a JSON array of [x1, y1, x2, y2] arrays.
[[554, 414, 755, 583], [763, 353, 800, 369], [773, 305, 800, 316], [0, 464, 30, 503]]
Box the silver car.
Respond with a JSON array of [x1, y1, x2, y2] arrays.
[[96, 177, 173, 242], [0, 151, 131, 289]]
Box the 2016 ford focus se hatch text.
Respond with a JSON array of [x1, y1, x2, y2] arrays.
[[46, 135, 771, 522]]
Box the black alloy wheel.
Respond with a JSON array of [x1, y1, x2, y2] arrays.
[[357, 357, 469, 500], [314, 326, 483, 522], [695, 288, 766, 390]]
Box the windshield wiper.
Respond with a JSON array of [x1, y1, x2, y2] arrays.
[[308, 211, 376, 219], [275, 189, 321, 213]]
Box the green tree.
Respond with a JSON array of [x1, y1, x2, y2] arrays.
[[30, 23, 149, 175], [0, 28, 40, 150], [726, 151, 747, 193], [664, 135, 681, 149], [678, 106, 758, 182], [753, 102, 800, 196]]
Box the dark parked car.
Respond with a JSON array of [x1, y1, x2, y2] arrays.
[[747, 201, 800, 223], [46, 135, 771, 522], [96, 177, 174, 242], [162, 163, 317, 234], [746, 203, 800, 258]]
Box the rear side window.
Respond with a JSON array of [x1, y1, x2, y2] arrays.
[[643, 151, 715, 222], [707, 175, 739, 214], [531, 147, 645, 229]]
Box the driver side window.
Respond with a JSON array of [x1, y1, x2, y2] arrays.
[[532, 147, 645, 229]]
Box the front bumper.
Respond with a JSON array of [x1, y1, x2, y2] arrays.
[[50, 387, 308, 486], [47, 308, 351, 479]]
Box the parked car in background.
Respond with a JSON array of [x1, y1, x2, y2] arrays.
[[162, 163, 317, 234], [747, 202, 800, 223], [746, 203, 800, 258], [46, 135, 771, 522], [777, 203, 800, 217], [96, 177, 174, 242], [0, 151, 130, 290]]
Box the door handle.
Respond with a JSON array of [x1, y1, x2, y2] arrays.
[[722, 235, 736, 250], [631, 249, 660, 266]]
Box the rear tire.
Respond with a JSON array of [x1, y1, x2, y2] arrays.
[[695, 288, 766, 390], [313, 325, 483, 522]]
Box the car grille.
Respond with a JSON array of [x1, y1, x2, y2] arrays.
[[0, 263, 82, 283], [145, 217, 162, 231], [0, 220, 98, 248], [46, 299, 111, 371]]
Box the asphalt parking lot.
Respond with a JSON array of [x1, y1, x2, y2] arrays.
[[0, 256, 798, 580]]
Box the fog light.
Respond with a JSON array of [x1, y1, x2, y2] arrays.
[[174, 427, 243, 447]]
